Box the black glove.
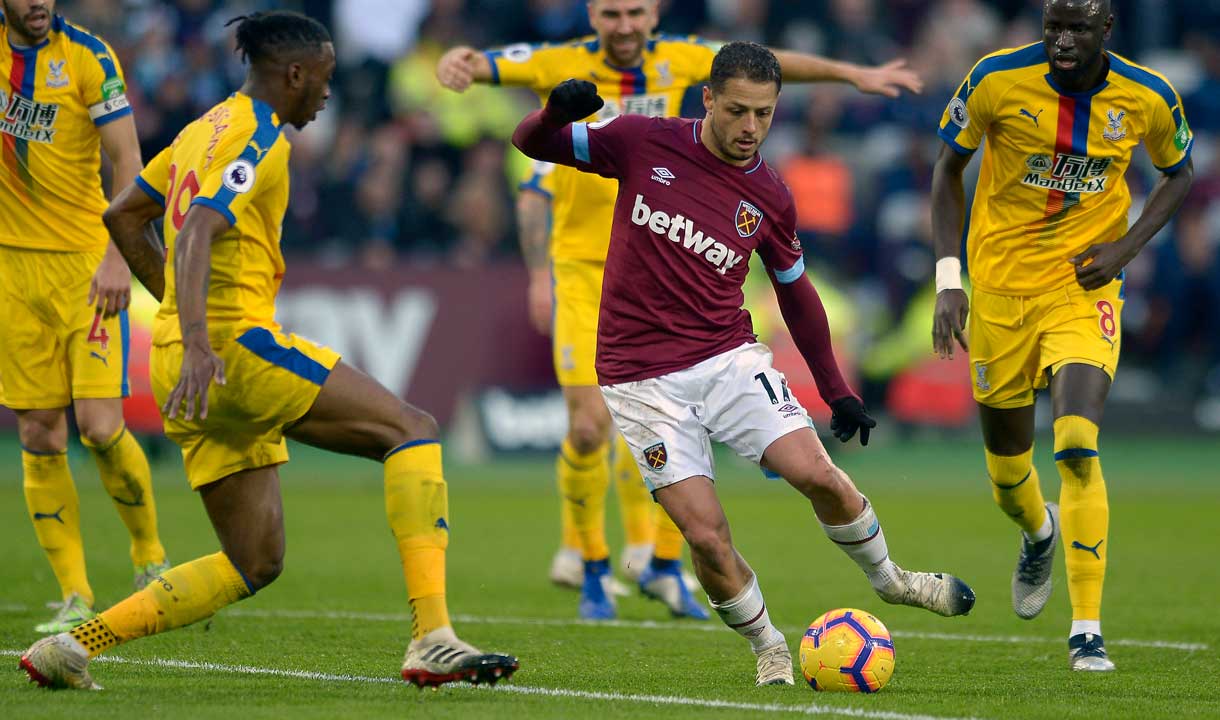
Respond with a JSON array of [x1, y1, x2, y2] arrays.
[[546, 79, 604, 124], [829, 396, 876, 446]]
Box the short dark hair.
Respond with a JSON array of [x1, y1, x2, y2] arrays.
[[225, 11, 331, 65], [709, 41, 781, 94]]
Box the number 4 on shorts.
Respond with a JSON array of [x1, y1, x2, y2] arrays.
[[88, 313, 110, 350]]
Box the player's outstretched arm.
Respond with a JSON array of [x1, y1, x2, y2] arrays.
[[103, 182, 166, 302], [1071, 157, 1194, 291], [770, 50, 923, 98], [436, 45, 494, 92], [930, 143, 972, 360], [512, 79, 605, 164], [161, 206, 230, 422], [769, 272, 876, 445]]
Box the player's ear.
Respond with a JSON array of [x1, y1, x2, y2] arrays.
[[702, 85, 713, 113], [286, 61, 306, 90]]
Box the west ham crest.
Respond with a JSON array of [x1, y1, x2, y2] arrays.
[[735, 200, 763, 238], [643, 442, 667, 470]]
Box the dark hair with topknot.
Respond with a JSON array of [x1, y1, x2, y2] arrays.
[[709, 41, 782, 94], [225, 11, 331, 65]]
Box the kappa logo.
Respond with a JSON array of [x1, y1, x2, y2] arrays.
[[643, 442, 667, 470], [651, 166, 675, 185], [734, 200, 763, 238], [630, 194, 746, 276], [46, 59, 69, 88]]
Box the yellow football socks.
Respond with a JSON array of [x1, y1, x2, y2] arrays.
[[82, 426, 167, 567], [985, 447, 1048, 537], [22, 449, 93, 606], [557, 438, 610, 561], [612, 433, 654, 547], [653, 508, 685, 562], [75, 551, 251, 658], [560, 496, 581, 551], [384, 441, 451, 640], [1054, 415, 1108, 621]]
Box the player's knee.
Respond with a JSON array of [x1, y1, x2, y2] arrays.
[[1052, 415, 1100, 483], [785, 452, 845, 500], [683, 523, 732, 569], [15, 411, 68, 453], [380, 403, 439, 454], [242, 550, 285, 591], [77, 418, 124, 448]]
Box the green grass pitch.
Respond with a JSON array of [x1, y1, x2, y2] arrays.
[[1, 433, 1217, 719]]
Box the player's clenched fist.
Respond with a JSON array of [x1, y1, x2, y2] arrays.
[[436, 46, 480, 92], [546, 79, 604, 124]]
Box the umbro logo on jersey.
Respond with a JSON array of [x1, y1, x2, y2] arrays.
[[630, 194, 746, 276], [651, 167, 675, 185]]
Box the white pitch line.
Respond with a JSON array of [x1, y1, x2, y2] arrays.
[[2, 603, 1207, 652], [1, 650, 982, 720], [222, 608, 1211, 652]]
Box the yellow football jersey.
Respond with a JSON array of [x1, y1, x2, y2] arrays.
[[0, 14, 131, 252], [489, 34, 720, 261], [137, 92, 291, 346], [939, 44, 1193, 295]]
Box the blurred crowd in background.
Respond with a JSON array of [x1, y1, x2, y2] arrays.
[[58, 0, 1220, 412]]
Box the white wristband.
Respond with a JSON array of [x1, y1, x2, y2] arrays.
[[935, 257, 963, 293]]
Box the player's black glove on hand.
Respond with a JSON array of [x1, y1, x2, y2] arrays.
[[546, 79, 605, 125], [829, 396, 876, 446]]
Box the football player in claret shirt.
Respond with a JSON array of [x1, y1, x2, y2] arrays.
[[0, 0, 169, 633], [21, 11, 518, 691], [438, 0, 923, 623], [514, 41, 976, 686], [931, 0, 1193, 672]]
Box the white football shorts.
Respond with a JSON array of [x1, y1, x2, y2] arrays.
[[601, 342, 813, 492]]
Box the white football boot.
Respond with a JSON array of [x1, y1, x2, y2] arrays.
[[551, 546, 630, 597], [1069, 632, 1116, 672], [754, 639, 795, 686], [20, 634, 100, 690], [873, 564, 977, 617], [1013, 503, 1059, 619], [401, 626, 519, 688]]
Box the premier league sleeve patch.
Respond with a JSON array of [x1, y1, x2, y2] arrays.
[[735, 200, 764, 238], [643, 442, 668, 470], [222, 159, 256, 194], [948, 97, 969, 128]]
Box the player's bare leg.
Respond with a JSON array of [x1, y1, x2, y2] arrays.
[[655, 477, 790, 685], [75, 398, 169, 590], [16, 408, 98, 632], [23, 467, 275, 690], [1050, 364, 1115, 671], [287, 360, 518, 686], [762, 428, 975, 617]]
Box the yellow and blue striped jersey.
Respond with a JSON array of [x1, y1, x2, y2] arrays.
[[489, 34, 720, 261], [938, 44, 1193, 295], [0, 13, 131, 252], [136, 92, 291, 346]]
